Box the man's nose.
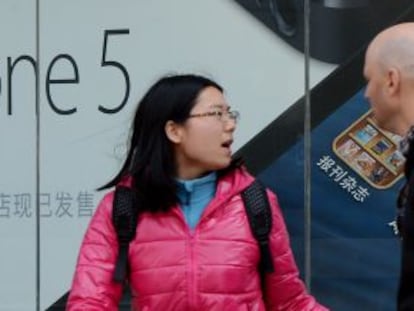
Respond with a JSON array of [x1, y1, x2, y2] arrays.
[[364, 87, 370, 101]]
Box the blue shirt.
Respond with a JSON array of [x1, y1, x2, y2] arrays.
[[176, 172, 217, 230]]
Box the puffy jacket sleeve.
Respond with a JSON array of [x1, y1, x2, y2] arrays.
[[66, 191, 123, 310], [263, 190, 329, 311]]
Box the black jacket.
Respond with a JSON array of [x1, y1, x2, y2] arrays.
[[398, 139, 414, 311]]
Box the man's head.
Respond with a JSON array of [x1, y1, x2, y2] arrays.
[[364, 22, 414, 136]]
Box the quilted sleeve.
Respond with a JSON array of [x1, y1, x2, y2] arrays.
[[263, 190, 329, 311], [66, 191, 123, 310]]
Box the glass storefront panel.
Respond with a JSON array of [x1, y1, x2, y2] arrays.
[[0, 1, 38, 310], [309, 1, 414, 310], [39, 1, 312, 309]]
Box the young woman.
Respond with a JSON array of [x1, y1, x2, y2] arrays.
[[67, 74, 328, 310]]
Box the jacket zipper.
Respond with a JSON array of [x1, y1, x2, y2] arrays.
[[174, 204, 197, 311], [188, 231, 196, 310]]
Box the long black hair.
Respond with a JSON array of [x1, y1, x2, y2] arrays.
[[100, 74, 241, 213]]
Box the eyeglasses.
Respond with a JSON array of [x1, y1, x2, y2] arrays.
[[188, 110, 240, 123]]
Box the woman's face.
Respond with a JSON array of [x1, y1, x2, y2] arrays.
[[167, 86, 237, 180]]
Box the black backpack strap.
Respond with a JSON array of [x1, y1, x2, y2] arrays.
[[112, 186, 138, 283], [241, 180, 274, 274]]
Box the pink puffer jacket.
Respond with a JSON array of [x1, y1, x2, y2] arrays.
[[67, 167, 328, 310]]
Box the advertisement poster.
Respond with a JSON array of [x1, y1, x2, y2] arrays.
[[0, 1, 333, 310], [1, 0, 414, 310]]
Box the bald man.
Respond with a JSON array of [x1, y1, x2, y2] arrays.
[[364, 22, 414, 311]]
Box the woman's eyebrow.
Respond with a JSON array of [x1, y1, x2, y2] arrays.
[[209, 104, 230, 110]]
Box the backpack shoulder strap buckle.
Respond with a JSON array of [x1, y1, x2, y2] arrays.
[[112, 186, 138, 283]]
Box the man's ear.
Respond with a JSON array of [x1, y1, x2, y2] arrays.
[[387, 67, 401, 96], [165, 120, 182, 144]]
